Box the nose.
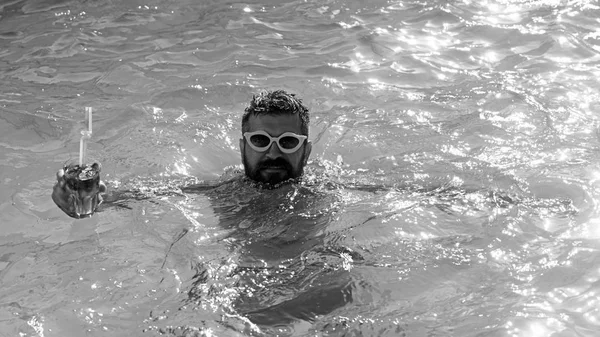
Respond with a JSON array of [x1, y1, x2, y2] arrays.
[[265, 141, 283, 159]]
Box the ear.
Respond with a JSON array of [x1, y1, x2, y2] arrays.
[[303, 141, 312, 166], [239, 138, 244, 163]]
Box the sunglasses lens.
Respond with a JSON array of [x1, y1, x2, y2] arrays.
[[249, 134, 271, 148], [279, 136, 300, 150]]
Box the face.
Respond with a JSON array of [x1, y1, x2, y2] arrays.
[[240, 113, 312, 185]]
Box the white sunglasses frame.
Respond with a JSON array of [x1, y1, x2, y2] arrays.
[[243, 130, 307, 154]]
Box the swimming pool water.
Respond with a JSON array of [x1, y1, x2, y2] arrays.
[[1, 0, 599, 336]]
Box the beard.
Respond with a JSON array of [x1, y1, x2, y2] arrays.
[[243, 154, 305, 185]]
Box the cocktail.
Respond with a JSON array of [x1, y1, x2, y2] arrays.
[[52, 107, 105, 218], [57, 162, 102, 218]]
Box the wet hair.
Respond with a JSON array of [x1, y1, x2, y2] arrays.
[[241, 90, 310, 136]]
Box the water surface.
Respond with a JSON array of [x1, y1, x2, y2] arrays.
[[1, 0, 600, 336]]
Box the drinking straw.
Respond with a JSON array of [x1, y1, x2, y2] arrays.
[[79, 107, 93, 166]]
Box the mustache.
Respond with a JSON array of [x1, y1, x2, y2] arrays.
[[258, 158, 292, 170]]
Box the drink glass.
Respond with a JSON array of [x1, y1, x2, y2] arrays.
[[61, 162, 102, 218]]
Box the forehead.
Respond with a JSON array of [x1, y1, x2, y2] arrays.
[[246, 113, 302, 135]]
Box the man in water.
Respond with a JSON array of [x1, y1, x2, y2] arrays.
[[51, 90, 352, 327], [52, 89, 313, 217]]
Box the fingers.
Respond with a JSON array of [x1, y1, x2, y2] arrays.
[[56, 169, 65, 182], [52, 185, 75, 215], [52, 180, 70, 203]]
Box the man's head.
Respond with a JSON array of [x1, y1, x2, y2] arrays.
[[240, 90, 312, 185]]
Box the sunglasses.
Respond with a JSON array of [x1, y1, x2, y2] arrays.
[[243, 130, 307, 154]]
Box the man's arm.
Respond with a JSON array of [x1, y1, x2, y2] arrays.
[[52, 166, 228, 218]]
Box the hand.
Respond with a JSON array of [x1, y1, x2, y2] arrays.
[[52, 163, 107, 218]]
